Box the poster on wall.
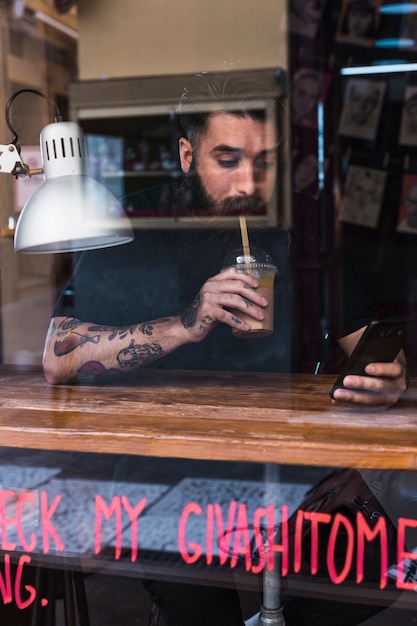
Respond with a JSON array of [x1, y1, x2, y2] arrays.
[[291, 67, 330, 129], [292, 149, 329, 199], [340, 165, 386, 228], [338, 78, 386, 140], [397, 174, 417, 233], [289, 0, 323, 39], [336, 0, 381, 47], [292, 152, 320, 197], [399, 86, 417, 147]]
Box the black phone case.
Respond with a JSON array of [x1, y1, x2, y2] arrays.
[[329, 318, 409, 399]]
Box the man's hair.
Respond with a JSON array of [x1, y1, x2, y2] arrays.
[[178, 71, 287, 145]]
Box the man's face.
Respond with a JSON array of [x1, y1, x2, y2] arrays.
[[179, 112, 277, 214]]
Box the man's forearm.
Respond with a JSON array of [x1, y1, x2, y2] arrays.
[[43, 316, 190, 384]]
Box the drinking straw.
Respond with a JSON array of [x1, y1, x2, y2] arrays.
[[239, 214, 251, 258]]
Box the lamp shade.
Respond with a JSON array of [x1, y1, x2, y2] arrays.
[[14, 121, 134, 253]]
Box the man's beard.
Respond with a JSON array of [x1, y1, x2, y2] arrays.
[[177, 168, 269, 217], [219, 193, 268, 216]]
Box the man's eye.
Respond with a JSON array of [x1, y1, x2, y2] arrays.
[[218, 159, 239, 168]]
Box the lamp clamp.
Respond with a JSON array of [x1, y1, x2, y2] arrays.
[[0, 143, 30, 178]]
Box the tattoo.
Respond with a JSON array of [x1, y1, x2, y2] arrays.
[[181, 293, 200, 329], [242, 297, 253, 309], [231, 316, 242, 325], [139, 318, 171, 336], [117, 339, 164, 368], [87, 318, 171, 340], [87, 325, 137, 341], [60, 318, 82, 330], [57, 318, 82, 337], [77, 361, 121, 380], [54, 332, 100, 357], [198, 315, 212, 331]]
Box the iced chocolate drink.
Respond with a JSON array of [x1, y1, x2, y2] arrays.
[[222, 247, 277, 338]]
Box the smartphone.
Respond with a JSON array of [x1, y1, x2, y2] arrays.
[[329, 318, 410, 399]]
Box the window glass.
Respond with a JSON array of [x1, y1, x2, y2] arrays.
[[0, 0, 416, 623]]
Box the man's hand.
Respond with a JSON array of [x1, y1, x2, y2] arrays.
[[333, 327, 408, 409], [179, 266, 268, 343], [331, 359, 408, 409]]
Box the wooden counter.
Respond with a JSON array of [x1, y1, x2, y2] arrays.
[[0, 365, 416, 470]]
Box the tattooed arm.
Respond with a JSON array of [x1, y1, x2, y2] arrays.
[[42, 316, 189, 384], [42, 267, 268, 384]]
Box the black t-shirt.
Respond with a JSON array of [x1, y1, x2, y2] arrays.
[[53, 186, 375, 373]]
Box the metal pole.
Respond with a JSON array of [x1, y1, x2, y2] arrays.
[[258, 463, 286, 626]]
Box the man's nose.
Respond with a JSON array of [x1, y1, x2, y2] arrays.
[[235, 164, 256, 196]]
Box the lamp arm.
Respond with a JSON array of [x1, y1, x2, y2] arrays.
[[0, 88, 61, 179]]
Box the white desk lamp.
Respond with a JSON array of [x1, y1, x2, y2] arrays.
[[0, 88, 134, 253]]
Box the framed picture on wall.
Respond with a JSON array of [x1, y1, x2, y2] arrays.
[[292, 152, 319, 197], [72, 70, 290, 229], [290, 67, 330, 129], [335, 0, 381, 48], [80, 97, 288, 229], [289, 0, 323, 39], [292, 148, 329, 199], [399, 86, 417, 147], [338, 78, 386, 140], [340, 165, 386, 228], [397, 174, 417, 233]]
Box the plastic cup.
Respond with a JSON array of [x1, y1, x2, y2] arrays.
[[222, 246, 277, 338]]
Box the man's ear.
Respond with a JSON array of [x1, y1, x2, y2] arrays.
[[179, 137, 193, 173]]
